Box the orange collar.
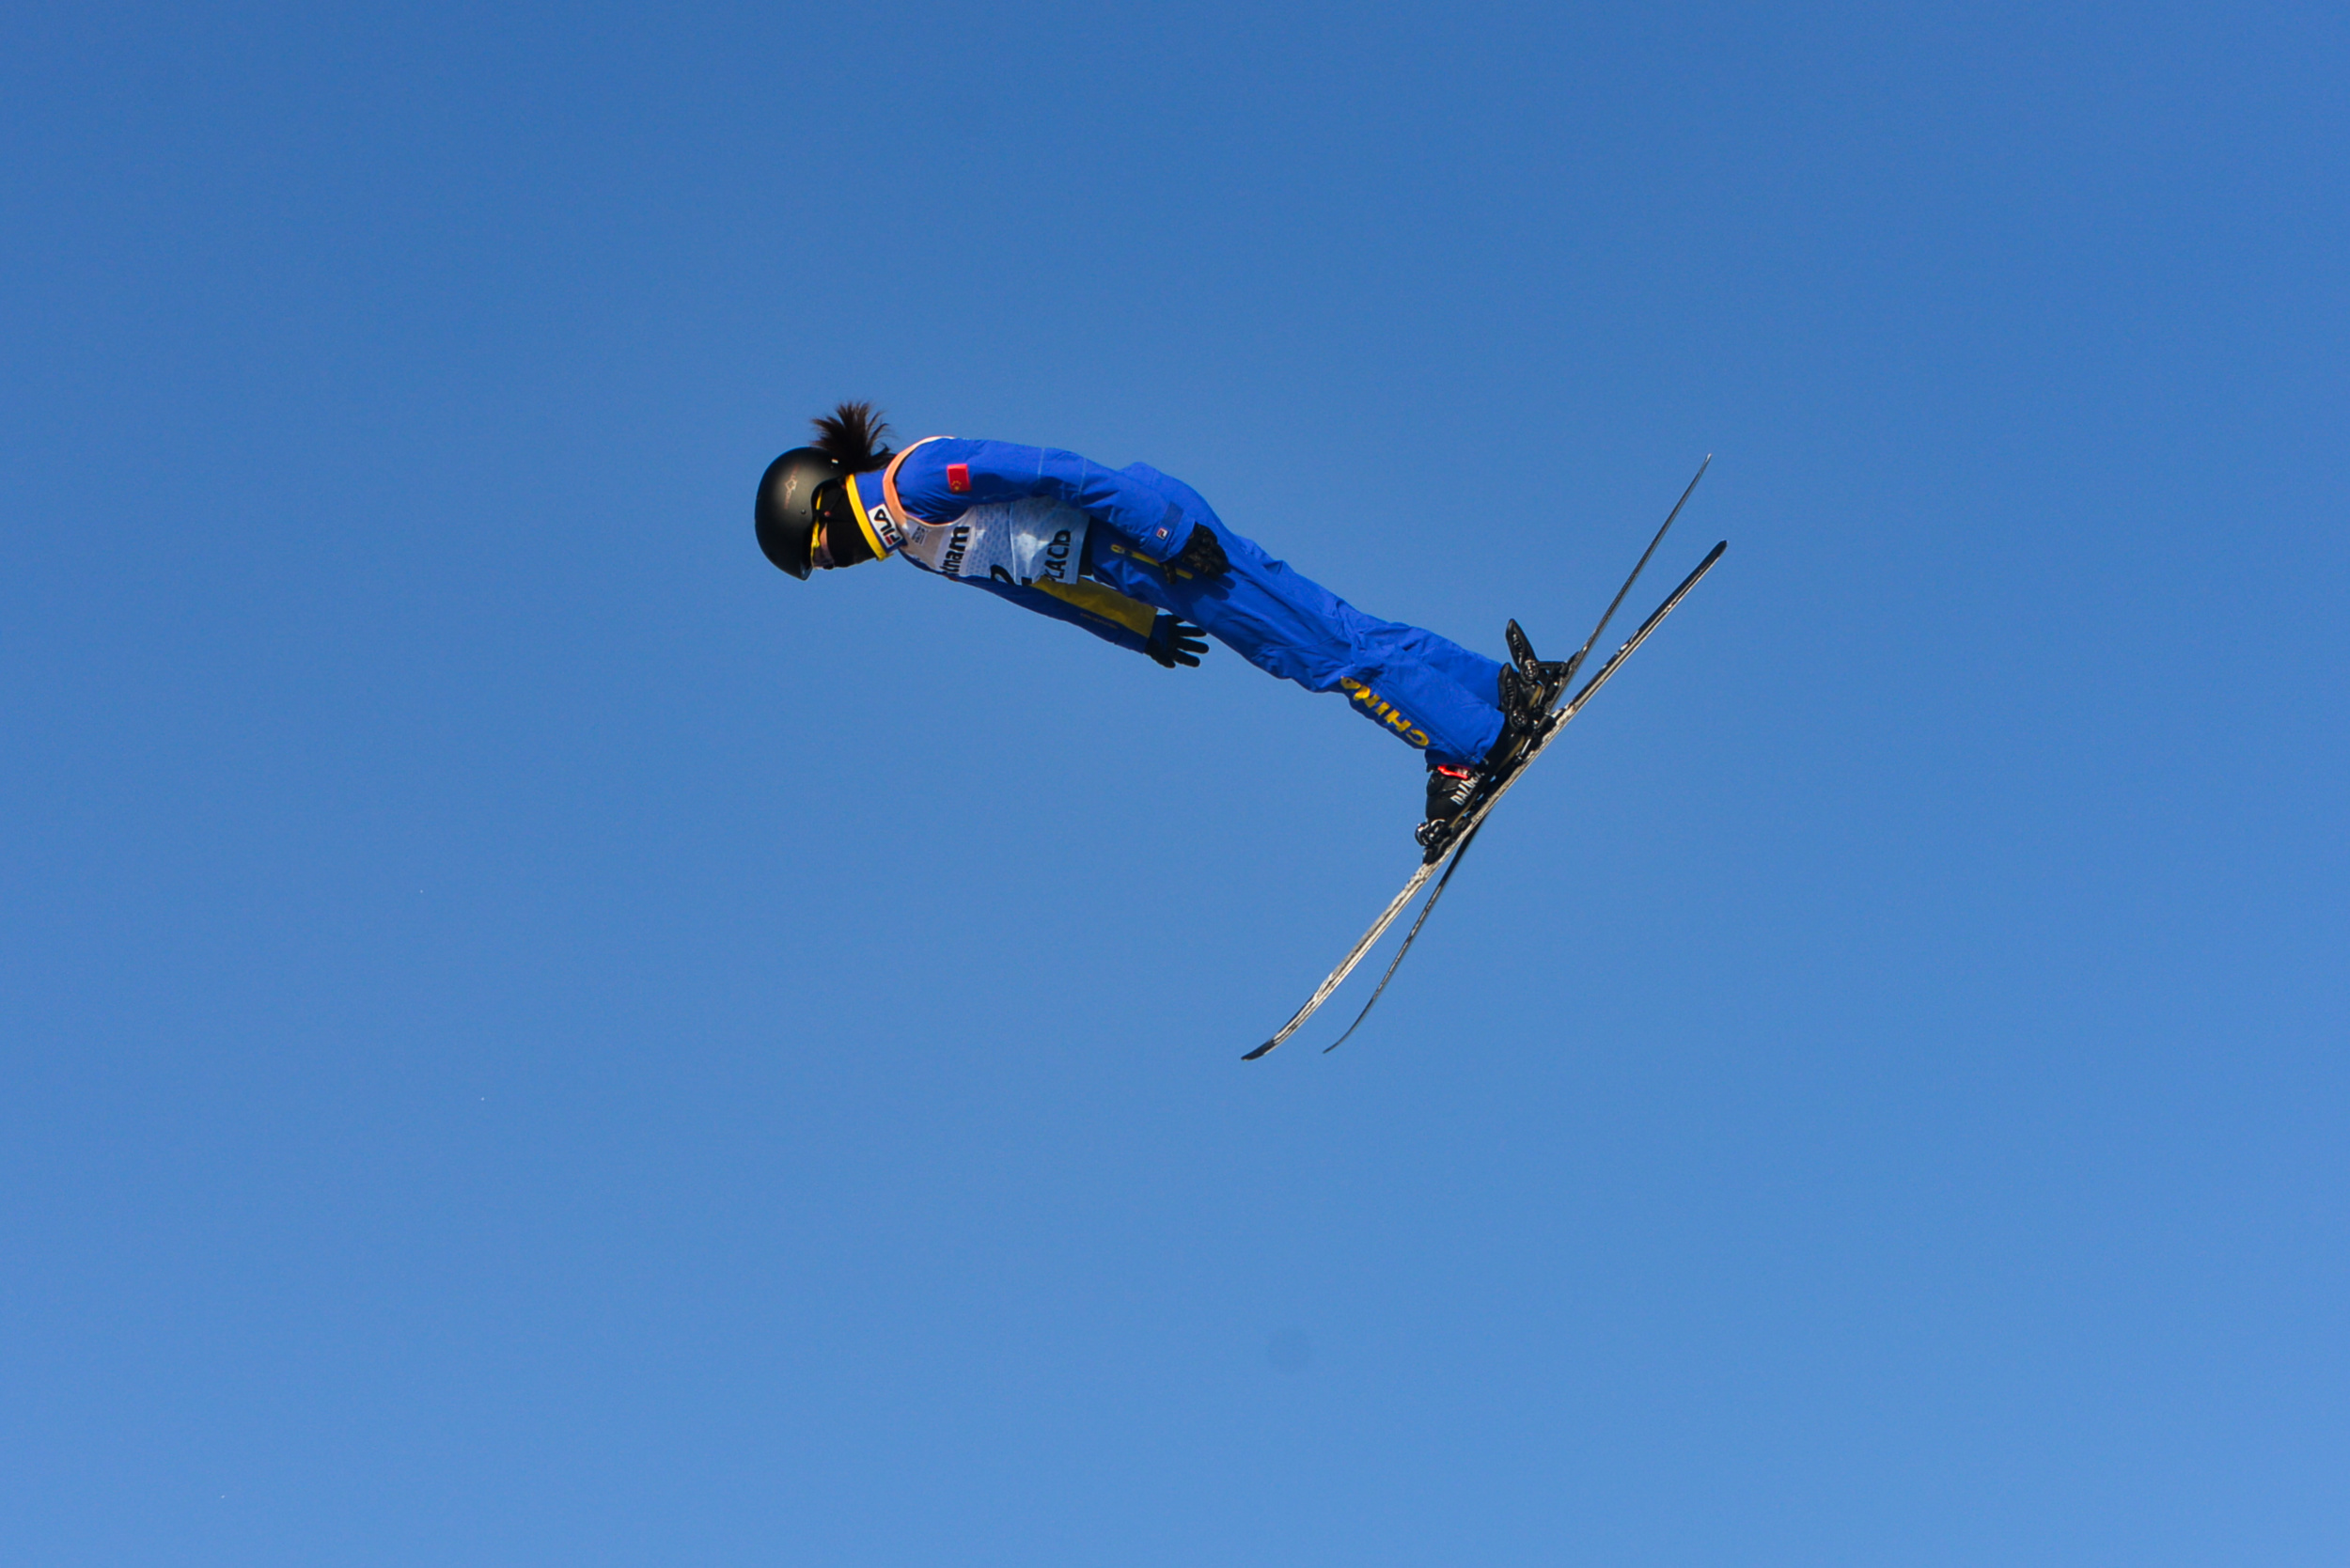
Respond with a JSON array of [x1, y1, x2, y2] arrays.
[[873, 435, 952, 552]]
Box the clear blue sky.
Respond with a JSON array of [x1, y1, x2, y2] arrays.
[[4, 2, 2344, 1562]]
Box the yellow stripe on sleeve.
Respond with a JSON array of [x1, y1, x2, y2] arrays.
[[1035, 577, 1159, 638]]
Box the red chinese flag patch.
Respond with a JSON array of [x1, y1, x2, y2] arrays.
[[946, 463, 970, 494]]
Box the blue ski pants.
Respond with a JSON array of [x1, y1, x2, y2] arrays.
[[1084, 465, 1508, 769]]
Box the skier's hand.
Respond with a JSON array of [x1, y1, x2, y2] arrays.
[[1167, 524, 1230, 579], [1146, 615, 1208, 668]]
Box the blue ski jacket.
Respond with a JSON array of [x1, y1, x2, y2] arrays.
[[843, 437, 1508, 769]]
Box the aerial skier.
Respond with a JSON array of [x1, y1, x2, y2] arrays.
[[754, 402, 1574, 848], [756, 401, 1723, 1056]]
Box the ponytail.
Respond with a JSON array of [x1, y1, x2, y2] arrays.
[[809, 400, 894, 473]]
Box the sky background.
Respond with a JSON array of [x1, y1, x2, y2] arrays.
[[3, 1, 2345, 1563]]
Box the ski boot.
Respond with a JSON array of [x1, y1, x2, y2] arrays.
[[1485, 619, 1574, 773], [1411, 623, 1576, 855], [1415, 760, 1481, 852]]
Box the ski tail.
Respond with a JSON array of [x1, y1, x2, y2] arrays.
[[1561, 540, 1726, 720], [1559, 455, 1710, 691]]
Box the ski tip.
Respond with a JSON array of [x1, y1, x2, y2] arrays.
[[1242, 1041, 1276, 1060]]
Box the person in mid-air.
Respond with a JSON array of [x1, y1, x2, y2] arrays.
[[756, 402, 1571, 847]]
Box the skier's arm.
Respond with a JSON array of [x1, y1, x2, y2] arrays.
[[957, 573, 1201, 666], [893, 439, 1215, 566]]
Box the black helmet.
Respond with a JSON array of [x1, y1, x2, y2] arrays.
[[754, 447, 842, 580]]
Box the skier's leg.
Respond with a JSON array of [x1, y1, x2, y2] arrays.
[[1087, 469, 1506, 768]]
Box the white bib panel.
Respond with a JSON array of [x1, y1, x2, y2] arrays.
[[889, 496, 1091, 589]]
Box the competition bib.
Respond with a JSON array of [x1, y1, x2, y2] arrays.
[[856, 441, 1092, 589], [888, 496, 1091, 588]]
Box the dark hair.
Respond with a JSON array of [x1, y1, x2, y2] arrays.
[[810, 400, 894, 472]]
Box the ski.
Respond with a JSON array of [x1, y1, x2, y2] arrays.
[[1320, 824, 1482, 1054], [1315, 538, 1725, 1054], [1554, 454, 1710, 697], [1243, 452, 1716, 1061], [1244, 535, 1727, 1060]]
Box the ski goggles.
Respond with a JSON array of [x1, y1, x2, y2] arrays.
[[808, 479, 857, 571], [808, 476, 889, 571]]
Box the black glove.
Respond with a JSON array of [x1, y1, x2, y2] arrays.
[[1167, 523, 1230, 579], [1146, 614, 1208, 668]]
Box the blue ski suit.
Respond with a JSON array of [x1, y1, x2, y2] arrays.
[[843, 438, 1508, 769]]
